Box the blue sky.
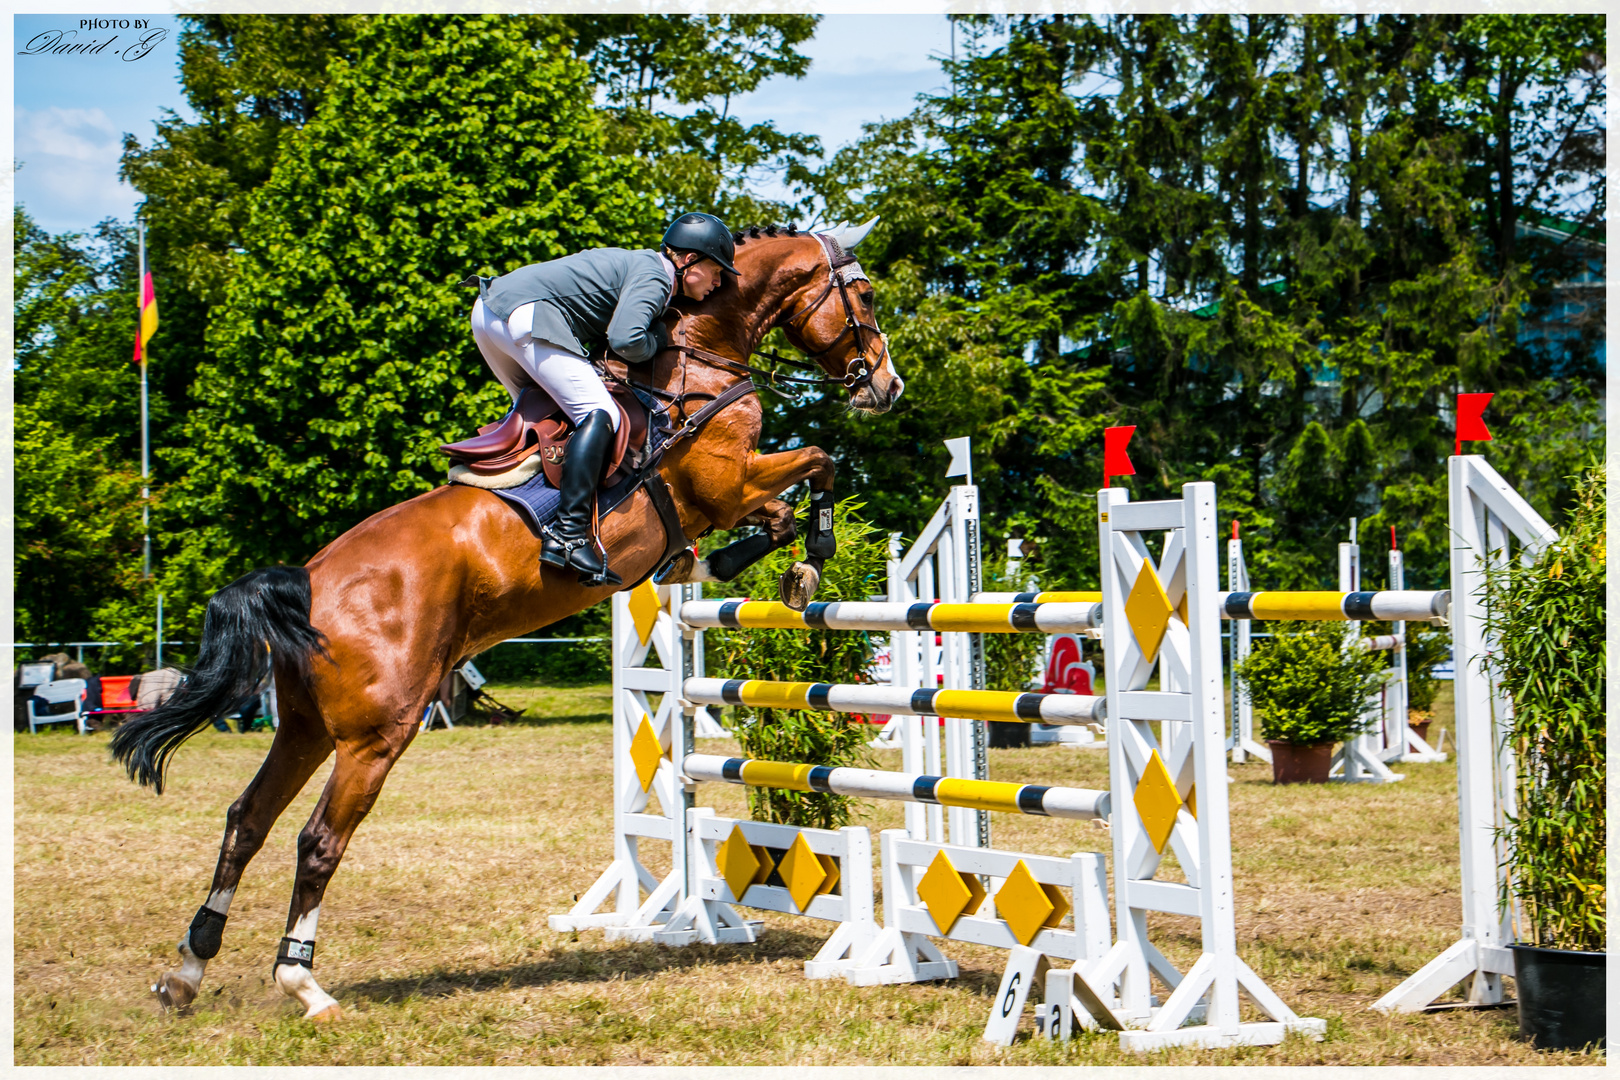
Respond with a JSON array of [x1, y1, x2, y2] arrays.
[[12, 14, 953, 236]]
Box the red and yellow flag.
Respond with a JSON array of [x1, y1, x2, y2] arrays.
[[133, 224, 158, 365]]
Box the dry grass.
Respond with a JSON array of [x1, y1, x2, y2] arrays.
[[13, 682, 1602, 1065]]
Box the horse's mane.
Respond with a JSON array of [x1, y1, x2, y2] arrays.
[[731, 224, 803, 246]]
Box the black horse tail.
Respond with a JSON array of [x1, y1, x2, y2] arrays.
[[110, 565, 328, 794]]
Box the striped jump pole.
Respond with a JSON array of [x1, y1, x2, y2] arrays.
[[680, 598, 1103, 634], [684, 678, 1105, 726], [970, 590, 1102, 604], [1218, 590, 1449, 622], [1360, 634, 1401, 651], [682, 754, 1111, 822]]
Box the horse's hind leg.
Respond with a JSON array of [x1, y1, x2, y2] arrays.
[[155, 705, 334, 1010], [273, 736, 410, 1020]]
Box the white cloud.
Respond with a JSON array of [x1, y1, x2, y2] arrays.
[[14, 106, 138, 231]]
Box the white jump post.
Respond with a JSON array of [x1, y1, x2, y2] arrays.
[[1332, 518, 1404, 783], [548, 582, 700, 940], [1043, 481, 1325, 1050], [879, 479, 990, 848], [1373, 454, 1556, 1012], [1377, 540, 1447, 765], [1225, 523, 1268, 764]]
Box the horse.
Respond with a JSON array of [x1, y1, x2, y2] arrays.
[[109, 221, 902, 1020]]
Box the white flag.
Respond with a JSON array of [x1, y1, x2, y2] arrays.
[[943, 437, 971, 478]]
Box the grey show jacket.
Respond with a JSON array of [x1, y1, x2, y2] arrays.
[[478, 247, 674, 364]]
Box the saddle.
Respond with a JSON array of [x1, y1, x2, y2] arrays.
[[441, 385, 649, 488]]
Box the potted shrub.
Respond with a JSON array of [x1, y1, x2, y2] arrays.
[[1235, 621, 1385, 783], [1402, 621, 1451, 745], [1487, 465, 1605, 1052]]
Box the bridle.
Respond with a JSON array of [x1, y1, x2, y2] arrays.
[[776, 232, 888, 390], [598, 231, 891, 452], [669, 232, 890, 396]]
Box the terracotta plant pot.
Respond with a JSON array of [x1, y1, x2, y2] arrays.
[[1408, 715, 1432, 744], [1266, 740, 1334, 784]]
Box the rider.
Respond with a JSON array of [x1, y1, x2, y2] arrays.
[[468, 213, 738, 587]]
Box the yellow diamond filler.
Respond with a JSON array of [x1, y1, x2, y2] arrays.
[[777, 833, 830, 912], [1124, 561, 1176, 662], [749, 844, 777, 889], [916, 849, 983, 934], [1187, 782, 1197, 820], [1177, 591, 1188, 627], [716, 825, 762, 901], [629, 713, 664, 792], [1040, 879, 1072, 931], [628, 579, 662, 646], [995, 860, 1057, 947], [1133, 748, 1184, 853], [814, 852, 841, 897]]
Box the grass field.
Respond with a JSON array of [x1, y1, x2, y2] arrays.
[[13, 681, 1601, 1066]]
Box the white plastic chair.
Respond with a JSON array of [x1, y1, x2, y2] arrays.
[[27, 678, 89, 735]]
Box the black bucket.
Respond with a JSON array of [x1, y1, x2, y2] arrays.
[[1510, 943, 1606, 1051]]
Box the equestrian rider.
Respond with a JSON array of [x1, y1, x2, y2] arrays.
[[468, 213, 738, 587]]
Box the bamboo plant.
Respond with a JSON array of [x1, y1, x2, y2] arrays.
[[1487, 464, 1606, 952], [705, 496, 887, 829]]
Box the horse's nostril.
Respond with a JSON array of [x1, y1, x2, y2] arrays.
[[890, 377, 905, 401]]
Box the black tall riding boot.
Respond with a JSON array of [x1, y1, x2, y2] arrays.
[[540, 409, 621, 587]]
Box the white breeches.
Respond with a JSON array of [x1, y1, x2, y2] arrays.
[[470, 298, 619, 431]]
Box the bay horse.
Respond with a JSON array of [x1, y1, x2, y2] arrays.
[[109, 222, 902, 1020]]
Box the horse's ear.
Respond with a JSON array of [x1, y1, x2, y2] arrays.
[[826, 216, 879, 250]]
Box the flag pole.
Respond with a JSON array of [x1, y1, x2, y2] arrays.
[[139, 217, 151, 580]]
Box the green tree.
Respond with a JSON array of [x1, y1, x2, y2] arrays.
[[12, 211, 150, 665], [161, 15, 658, 630], [559, 14, 823, 223], [799, 14, 1602, 597]]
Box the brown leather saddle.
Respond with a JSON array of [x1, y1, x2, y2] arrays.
[[441, 385, 649, 487]]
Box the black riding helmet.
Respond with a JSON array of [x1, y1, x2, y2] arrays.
[[661, 212, 739, 275]]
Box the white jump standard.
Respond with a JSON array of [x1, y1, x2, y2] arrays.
[[1040, 480, 1328, 1050], [683, 677, 1105, 726]]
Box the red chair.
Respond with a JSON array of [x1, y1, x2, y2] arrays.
[[87, 674, 143, 727]]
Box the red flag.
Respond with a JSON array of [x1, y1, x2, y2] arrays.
[[133, 225, 158, 366], [1455, 392, 1493, 456], [1103, 425, 1136, 488]]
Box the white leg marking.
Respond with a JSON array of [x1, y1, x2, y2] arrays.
[[154, 886, 239, 1005], [690, 558, 721, 583], [289, 907, 320, 941], [275, 905, 341, 1018]]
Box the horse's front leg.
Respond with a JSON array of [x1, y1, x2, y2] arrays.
[[684, 445, 836, 609], [660, 497, 797, 586]]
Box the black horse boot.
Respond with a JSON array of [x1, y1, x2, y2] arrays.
[[540, 409, 622, 587]]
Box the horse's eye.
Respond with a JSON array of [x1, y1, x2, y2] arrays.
[[860, 291, 873, 308]]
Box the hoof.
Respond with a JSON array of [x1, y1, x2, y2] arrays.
[[779, 560, 822, 611], [153, 971, 199, 1012], [307, 1002, 345, 1023], [654, 548, 697, 585]]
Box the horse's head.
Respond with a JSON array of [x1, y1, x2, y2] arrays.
[[776, 218, 904, 414]]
